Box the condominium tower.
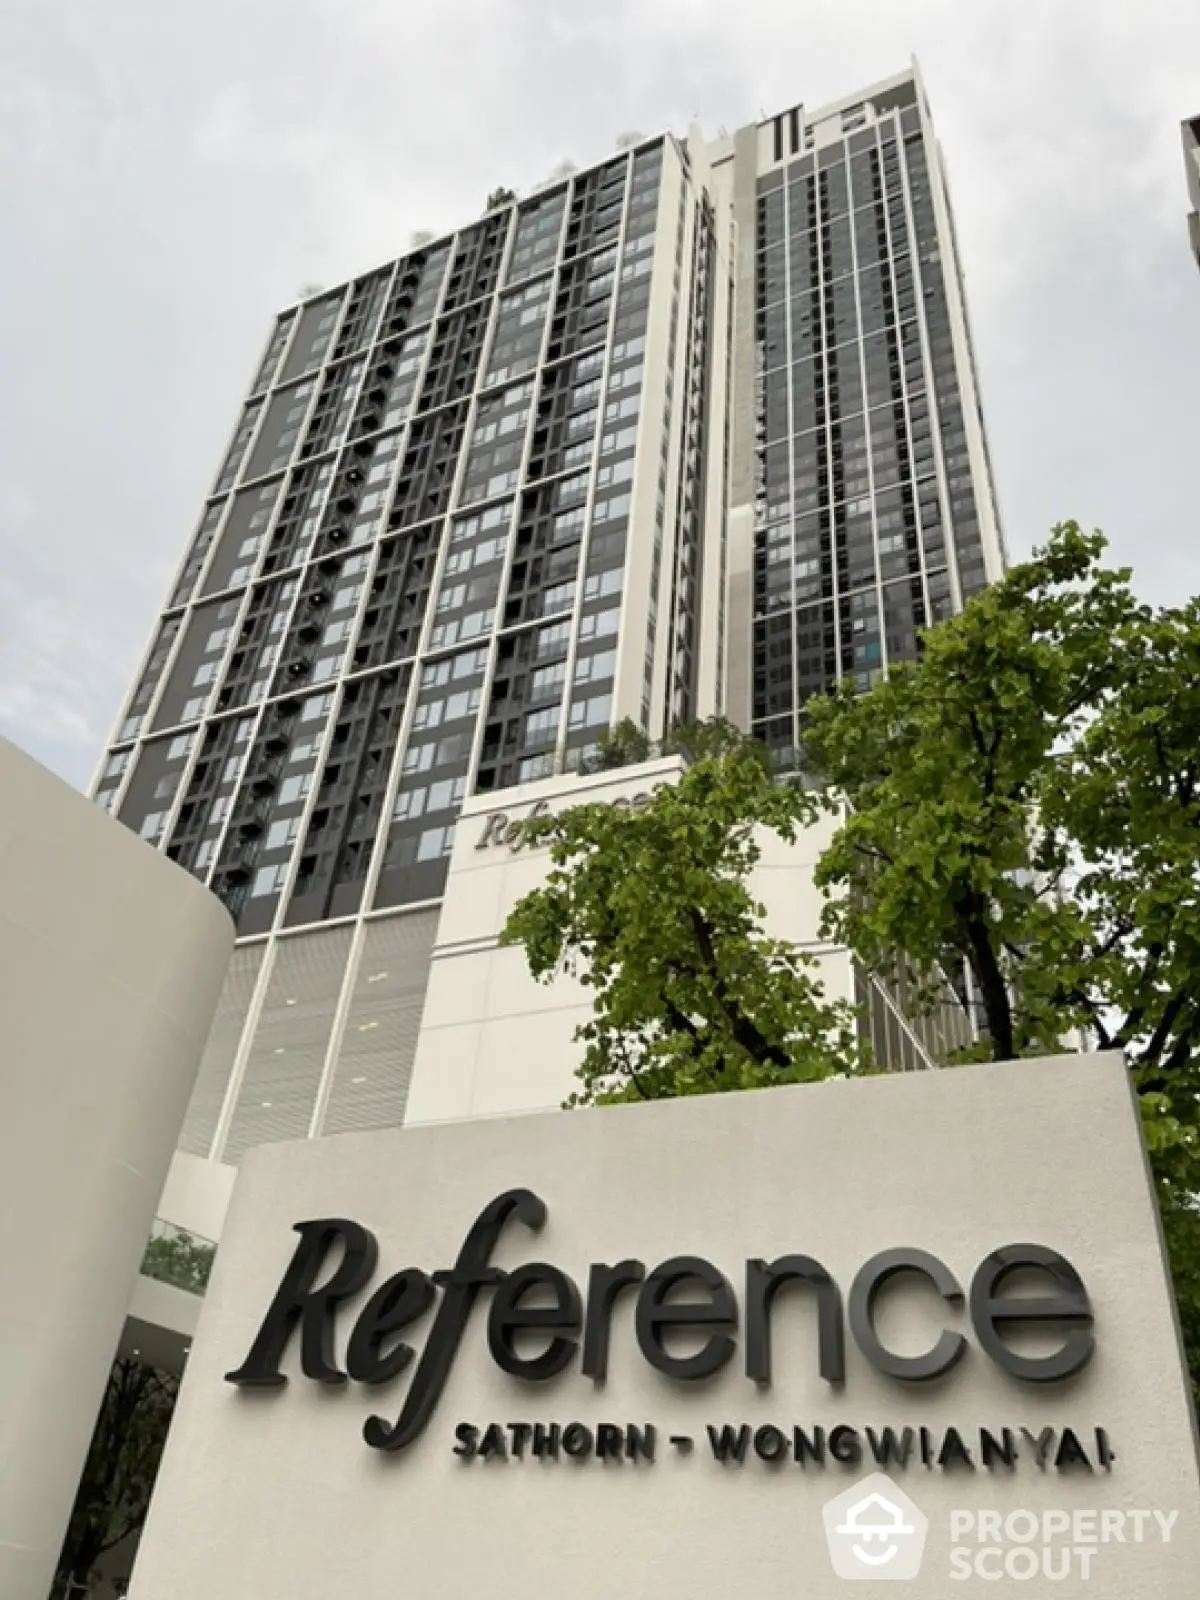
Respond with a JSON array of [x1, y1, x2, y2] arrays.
[[93, 64, 1004, 1164]]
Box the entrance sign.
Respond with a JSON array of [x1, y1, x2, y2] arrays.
[[128, 1054, 1200, 1598]]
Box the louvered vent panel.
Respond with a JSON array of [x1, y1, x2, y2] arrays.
[[317, 910, 438, 1136], [218, 925, 353, 1163], [178, 943, 266, 1157]]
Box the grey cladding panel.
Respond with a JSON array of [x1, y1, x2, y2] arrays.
[[218, 925, 353, 1163], [317, 910, 438, 1136]]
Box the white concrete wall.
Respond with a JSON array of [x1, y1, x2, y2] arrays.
[[405, 759, 852, 1124], [129, 1054, 1200, 1599], [0, 738, 233, 1600], [157, 1150, 237, 1243]]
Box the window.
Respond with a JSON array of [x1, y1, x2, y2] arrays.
[[518, 752, 555, 783], [265, 817, 300, 851], [574, 648, 616, 683], [102, 750, 130, 780], [531, 661, 566, 698], [402, 741, 436, 775], [251, 862, 289, 898], [579, 604, 620, 640], [166, 734, 194, 761], [583, 568, 623, 601], [182, 696, 209, 721], [393, 784, 427, 821], [194, 837, 217, 870], [427, 775, 466, 812], [542, 581, 575, 615], [139, 812, 165, 841], [525, 705, 561, 743], [279, 773, 312, 804], [536, 620, 571, 658], [415, 823, 455, 862], [569, 693, 612, 730], [301, 692, 333, 721], [118, 716, 143, 741]]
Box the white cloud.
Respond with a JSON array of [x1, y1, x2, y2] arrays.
[[1, 0, 1198, 788]]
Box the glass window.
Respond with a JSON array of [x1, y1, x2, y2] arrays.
[[265, 817, 299, 851], [251, 862, 289, 898]]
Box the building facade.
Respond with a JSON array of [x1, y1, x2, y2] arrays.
[[1184, 114, 1200, 270], [92, 64, 1002, 1168]]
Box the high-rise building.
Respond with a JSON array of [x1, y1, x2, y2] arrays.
[[92, 64, 1003, 1165], [1184, 115, 1200, 270]]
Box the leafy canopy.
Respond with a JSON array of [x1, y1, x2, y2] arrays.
[[805, 521, 1200, 1078], [500, 733, 860, 1105], [805, 521, 1200, 1400]]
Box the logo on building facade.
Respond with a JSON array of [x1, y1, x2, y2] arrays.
[[474, 790, 659, 851], [824, 1476, 928, 1579], [224, 1188, 1103, 1463]]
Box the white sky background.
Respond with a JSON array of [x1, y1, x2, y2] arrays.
[[2, 0, 1198, 789]]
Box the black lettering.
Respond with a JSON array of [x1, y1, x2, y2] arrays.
[[345, 1268, 435, 1384], [478, 1422, 507, 1459], [531, 1423, 560, 1459], [1054, 1428, 1093, 1471], [848, 1248, 966, 1380], [636, 1256, 737, 1379], [487, 1263, 581, 1379], [866, 1426, 914, 1466], [794, 1426, 826, 1465], [562, 1422, 594, 1458], [829, 1425, 861, 1466], [476, 812, 510, 849], [596, 1423, 624, 1459], [581, 1260, 645, 1380], [920, 1426, 933, 1466], [754, 1425, 788, 1462], [453, 1423, 478, 1459], [626, 1424, 656, 1461], [707, 1424, 751, 1462], [970, 1245, 1094, 1381], [1096, 1427, 1114, 1468], [508, 1422, 532, 1459], [1020, 1426, 1055, 1469], [980, 1428, 1017, 1468], [937, 1427, 975, 1470], [363, 1188, 545, 1453], [225, 1218, 378, 1388], [745, 1255, 844, 1385]]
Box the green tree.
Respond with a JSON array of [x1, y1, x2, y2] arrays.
[[52, 1357, 179, 1599], [582, 716, 653, 773], [804, 521, 1200, 1394], [485, 186, 517, 210], [141, 1227, 215, 1295], [500, 739, 861, 1104]]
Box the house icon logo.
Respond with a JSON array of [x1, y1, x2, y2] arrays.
[[822, 1474, 928, 1580]]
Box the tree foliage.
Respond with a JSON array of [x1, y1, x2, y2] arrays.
[[805, 521, 1200, 1395], [53, 1357, 179, 1599], [485, 186, 517, 210], [500, 735, 860, 1104], [582, 714, 773, 776], [141, 1227, 216, 1296]]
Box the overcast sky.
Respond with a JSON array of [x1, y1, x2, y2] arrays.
[[3, 0, 1198, 791]]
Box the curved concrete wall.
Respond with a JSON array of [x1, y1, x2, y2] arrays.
[[0, 739, 234, 1600]]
